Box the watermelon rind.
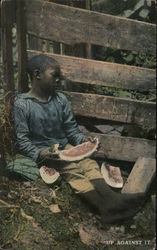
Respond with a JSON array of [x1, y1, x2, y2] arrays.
[[101, 163, 123, 188], [58, 137, 99, 162], [40, 166, 60, 184]]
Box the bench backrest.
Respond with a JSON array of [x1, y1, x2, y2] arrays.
[[25, 0, 156, 128]]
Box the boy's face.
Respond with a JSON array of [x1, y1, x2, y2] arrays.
[[36, 66, 61, 94]]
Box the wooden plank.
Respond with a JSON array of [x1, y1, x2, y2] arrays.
[[86, 133, 156, 162], [52, 0, 87, 59], [49, 0, 86, 9], [16, 0, 29, 92], [1, 0, 15, 94], [122, 157, 156, 193], [25, 0, 156, 54], [62, 91, 156, 127], [28, 50, 156, 91]]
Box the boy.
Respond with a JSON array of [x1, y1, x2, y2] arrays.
[[10, 54, 145, 223]]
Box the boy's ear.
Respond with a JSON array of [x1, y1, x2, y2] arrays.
[[33, 69, 41, 80]]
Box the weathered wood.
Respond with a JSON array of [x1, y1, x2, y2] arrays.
[[28, 50, 156, 91], [122, 157, 156, 193], [62, 91, 156, 127], [49, 0, 86, 9], [52, 0, 87, 58], [86, 133, 156, 162], [1, 0, 15, 94], [16, 0, 29, 92], [25, 0, 156, 54]]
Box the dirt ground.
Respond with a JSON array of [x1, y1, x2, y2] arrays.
[[0, 174, 156, 250]]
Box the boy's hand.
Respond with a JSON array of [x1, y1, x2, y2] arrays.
[[51, 152, 60, 159], [38, 147, 59, 162], [82, 136, 101, 150], [82, 136, 96, 143]]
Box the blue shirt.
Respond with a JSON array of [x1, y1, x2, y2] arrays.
[[13, 92, 84, 162]]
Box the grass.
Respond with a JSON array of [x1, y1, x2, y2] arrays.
[[0, 175, 156, 250]]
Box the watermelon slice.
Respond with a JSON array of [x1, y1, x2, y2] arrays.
[[101, 163, 123, 188], [39, 166, 60, 184], [56, 137, 99, 162]]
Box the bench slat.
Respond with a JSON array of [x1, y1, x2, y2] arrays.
[[25, 0, 156, 54], [87, 133, 156, 162], [122, 157, 156, 193], [28, 50, 156, 91], [63, 91, 156, 127]]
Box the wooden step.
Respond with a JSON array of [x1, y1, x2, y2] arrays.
[[122, 157, 156, 193]]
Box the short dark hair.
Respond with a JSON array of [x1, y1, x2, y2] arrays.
[[27, 54, 60, 81]]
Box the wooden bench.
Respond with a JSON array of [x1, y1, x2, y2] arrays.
[[1, 0, 156, 191]]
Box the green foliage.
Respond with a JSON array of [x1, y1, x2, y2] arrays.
[[92, 0, 156, 23], [93, 46, 156, 69], [91, 85, 156, 103]]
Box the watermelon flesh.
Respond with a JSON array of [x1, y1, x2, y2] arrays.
[[57, 137, 99, 162], [40, 166, 60, 184], [101, 163, 124, 188]]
